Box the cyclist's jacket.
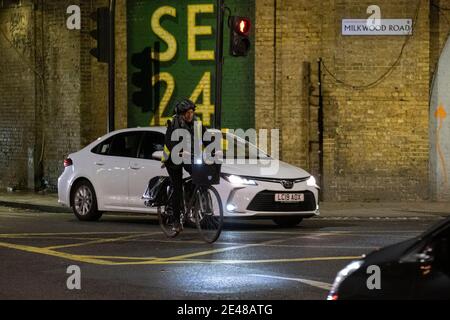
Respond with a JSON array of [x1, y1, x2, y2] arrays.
[[162, 115, 207, 167]]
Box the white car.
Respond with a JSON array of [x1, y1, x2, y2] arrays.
[[58, 127, 320, 227]]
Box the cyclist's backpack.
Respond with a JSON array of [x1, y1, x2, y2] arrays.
[[142, 176, 171, 207]]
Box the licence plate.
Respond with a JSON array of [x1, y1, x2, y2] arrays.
[[274, 193, 304, 202]]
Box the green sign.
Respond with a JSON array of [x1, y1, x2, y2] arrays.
[[127, 0, 255, 129]]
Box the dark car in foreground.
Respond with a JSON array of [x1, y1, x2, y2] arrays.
[[328, 217, 450, 300]]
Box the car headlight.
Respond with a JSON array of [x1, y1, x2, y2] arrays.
[[327, 260, 364, 300], [222, 174, 258, 186], [307, 176, 319, 187]]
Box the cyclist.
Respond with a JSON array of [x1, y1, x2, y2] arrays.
[[161, 99, 207, 232]]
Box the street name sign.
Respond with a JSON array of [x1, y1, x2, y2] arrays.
[[342, 19, 413, 36]]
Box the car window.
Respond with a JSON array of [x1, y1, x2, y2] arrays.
[[138, 132, 165, 159], [109, 132, 143, 158], [92, 137, 114, 155]]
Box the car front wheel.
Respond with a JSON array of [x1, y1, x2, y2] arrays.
[[71, 180, 102, 221], [272, 217, 303, 227]]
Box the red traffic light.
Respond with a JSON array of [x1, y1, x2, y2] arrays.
[[229, 16, 251, 57], [234, 17, 251, 36]]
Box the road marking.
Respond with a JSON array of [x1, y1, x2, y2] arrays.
[[224, 230, 350, 235], [43, 232, 160, 250], [225, 230, 424, 236], [0, 241, 114, 265], [250, 274, 332, 291], [77, 255, 158, 261], [325, 231, 422, 234], [0, 231, 150, 238], [0, 229, 410, 266], [313, 217, 436, 221], [175, 256, 361, 265], [0, 237, 361, 266], [3, 230, 368, 250], [89, 255, 361, 266], [0, 229, 423, 239], [130, 238, 378, 250], [0, 236, 101, 241], [158, 231, 359, 262], [156, 237, 299, 262]]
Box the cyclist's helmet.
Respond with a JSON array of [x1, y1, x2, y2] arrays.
[[174, 99, 196, 115]]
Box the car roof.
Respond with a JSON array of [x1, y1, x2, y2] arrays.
[[113, 127, 167, 134], [100, 126, 224, 138], [88, 127, 166, 147]]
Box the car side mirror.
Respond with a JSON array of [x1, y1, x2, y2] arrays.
[[152, 151, 163, 161]]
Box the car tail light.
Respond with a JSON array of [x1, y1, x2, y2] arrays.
[[64, 158, 73, 167]]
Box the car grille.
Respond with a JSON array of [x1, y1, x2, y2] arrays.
[[247, 191, 316, 212]]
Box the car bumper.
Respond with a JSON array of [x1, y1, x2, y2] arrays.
[[224, 210, 320, 218], [218, 178, 320, 218], [57, 168, 73, 207]]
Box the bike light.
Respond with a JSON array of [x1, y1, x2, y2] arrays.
[[226, 204, 237, 212], [223, 174, 257, 186]]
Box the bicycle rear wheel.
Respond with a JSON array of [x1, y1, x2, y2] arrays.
[[194, 186, 223, 243]]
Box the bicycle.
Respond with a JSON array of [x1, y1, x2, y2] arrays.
[[144, 164, 223, 244]]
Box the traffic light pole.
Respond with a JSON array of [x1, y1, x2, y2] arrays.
[[214, 0, 225, 129], [108, 0, 116, 133]]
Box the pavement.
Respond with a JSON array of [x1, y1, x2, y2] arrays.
[[0, 190, 449, 219]]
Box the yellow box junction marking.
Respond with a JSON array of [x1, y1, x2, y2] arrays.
[[0, 231, 362, 266]]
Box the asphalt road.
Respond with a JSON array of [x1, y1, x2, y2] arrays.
[[0, 206, 442, 300]]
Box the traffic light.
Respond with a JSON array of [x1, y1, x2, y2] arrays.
[[131, 47, 153, 112], [89, 7, 110, 63], [229, 16, 251, 57]]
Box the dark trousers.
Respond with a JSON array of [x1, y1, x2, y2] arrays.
[[166, 164, 192, 220]]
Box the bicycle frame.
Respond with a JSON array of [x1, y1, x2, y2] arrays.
[[182, 178, 213, 226], [158, 176, 223, 243]]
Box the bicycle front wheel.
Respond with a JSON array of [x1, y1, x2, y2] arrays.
[[194, 186, 224, 244]]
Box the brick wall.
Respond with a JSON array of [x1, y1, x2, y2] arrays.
[[0, 3, 36, 189], [255, 0, 439, 201], [1, 0, 449, 201], [40, 0, 83, 188], [0, 0, 127, 191]]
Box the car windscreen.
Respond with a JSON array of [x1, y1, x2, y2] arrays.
[[216, 133, 272, 160]]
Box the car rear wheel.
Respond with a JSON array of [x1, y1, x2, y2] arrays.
[[71, 180, 102, 221], [272, 217, 303, 227]]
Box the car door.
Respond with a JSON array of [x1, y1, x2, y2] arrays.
[[128, 131, 167, 210], [93, 131, 143, 210]]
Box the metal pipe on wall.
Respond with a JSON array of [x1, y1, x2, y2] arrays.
[[214, 0, 224, 129], [108, 0, 115, 133]]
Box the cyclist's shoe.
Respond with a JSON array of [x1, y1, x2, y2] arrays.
[[172, 220, 182, 233]]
